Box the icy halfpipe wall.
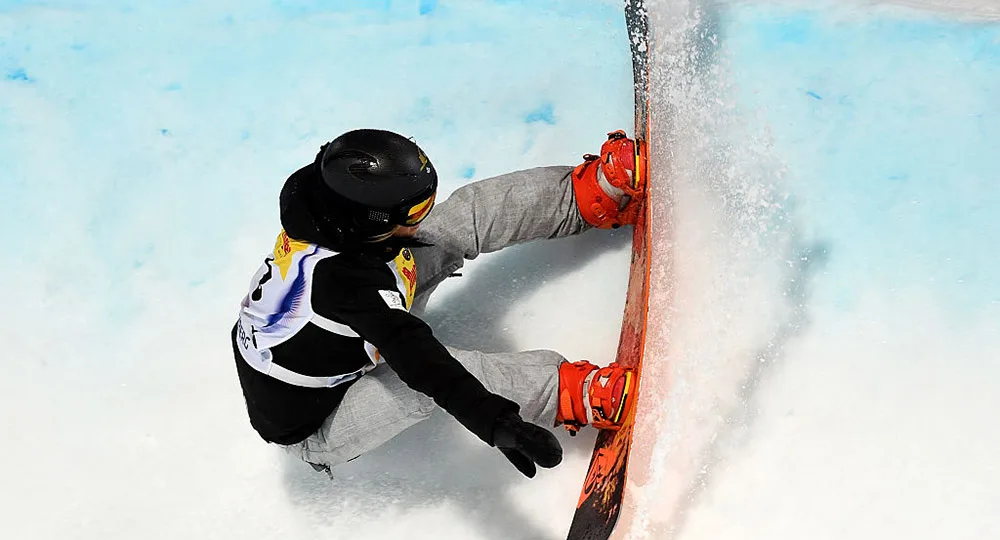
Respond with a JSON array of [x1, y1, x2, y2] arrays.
[[618, 0, 1000, 538]]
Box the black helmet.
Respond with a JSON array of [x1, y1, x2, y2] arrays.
[[308, 129, 438, 244]]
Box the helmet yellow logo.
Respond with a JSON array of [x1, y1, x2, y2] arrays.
[[418, 149, 429, 172]]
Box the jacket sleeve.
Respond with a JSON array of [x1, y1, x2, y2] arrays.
[[311, 257, 519, 445]]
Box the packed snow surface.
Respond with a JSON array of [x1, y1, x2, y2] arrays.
[[2, 0, 997, 539]]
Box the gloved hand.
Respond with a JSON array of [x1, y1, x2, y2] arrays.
[[491, 411, 563, 478]]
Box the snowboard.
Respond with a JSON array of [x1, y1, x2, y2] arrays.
[[566, 1, 652, 539]]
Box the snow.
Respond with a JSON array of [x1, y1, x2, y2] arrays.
[[1, 1, 998, 539], [622, 1, 1000, 538]]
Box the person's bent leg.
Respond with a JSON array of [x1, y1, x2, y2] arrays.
[[443, 348, 637, 434], [288, 347, 565, 473], [411, 129, 645, 299], [286, 347, 637, 474], [412, 166, 589, 297], [284, 364, 435, 471], [445, 347, 564, 426]]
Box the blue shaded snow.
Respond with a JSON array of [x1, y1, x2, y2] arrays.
[[6, 67, 32, 81], [525, 102, 556, 124], [0, 0, 629, 326], [419, 0, 436, 16], [722, 4, 1000, 311]]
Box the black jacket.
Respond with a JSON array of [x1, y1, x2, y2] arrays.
[[232, 166, 518, 446]]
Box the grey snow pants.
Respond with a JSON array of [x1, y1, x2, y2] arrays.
[[285, 166, 591, 470]]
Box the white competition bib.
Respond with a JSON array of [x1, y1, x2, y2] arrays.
[[235, 231, 418, 388]]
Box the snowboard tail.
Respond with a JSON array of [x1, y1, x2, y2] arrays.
[[566, 1, 652, 539]]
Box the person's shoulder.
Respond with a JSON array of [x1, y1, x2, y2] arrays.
[[310, 249, 401, 315], [313, 249, 395, 286]]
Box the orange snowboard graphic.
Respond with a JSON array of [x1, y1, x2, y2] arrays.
[[567, 2, 652, 539]]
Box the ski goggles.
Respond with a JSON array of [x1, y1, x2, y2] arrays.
[[403, 192, 435, 226], [364, 190, 437, 229]]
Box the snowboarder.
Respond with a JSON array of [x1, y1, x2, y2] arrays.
[[230, 128, 646, 478]]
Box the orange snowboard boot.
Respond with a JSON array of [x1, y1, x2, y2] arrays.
[[571, 130, 647, 229], [555, 360, 637, 434]]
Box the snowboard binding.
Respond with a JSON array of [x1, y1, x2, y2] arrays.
[[571, 130, 647, 229], [556, 360, 637, 435]]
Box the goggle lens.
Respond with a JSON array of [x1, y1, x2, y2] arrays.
[[404, 193, 436, 226]]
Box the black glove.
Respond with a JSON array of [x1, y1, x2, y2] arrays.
[[491, 411, 563, 478]]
